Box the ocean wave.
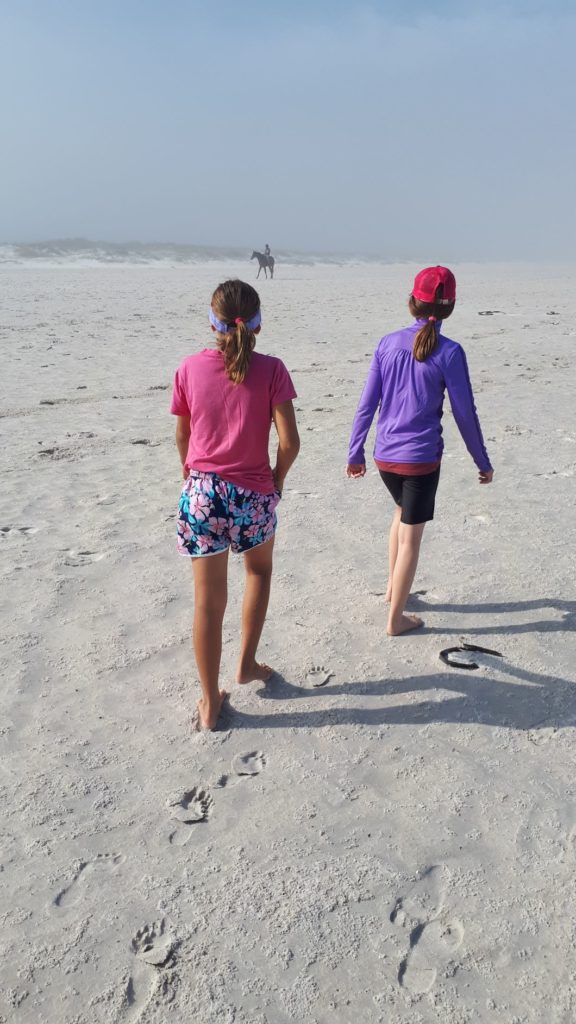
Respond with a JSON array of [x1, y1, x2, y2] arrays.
[[0, 238, 391, 268]]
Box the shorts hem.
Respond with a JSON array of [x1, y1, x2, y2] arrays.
[[177, 545, 230, 559], [177, 527, 277, 559], [399, 513, 434, 525], [232, 526, 277, 555]]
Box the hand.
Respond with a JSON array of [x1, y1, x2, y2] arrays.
[[479, 469, 494, 484], [272, 469, 285, 493], [347, 463, 366, 478], [182, 465, 189, 480]]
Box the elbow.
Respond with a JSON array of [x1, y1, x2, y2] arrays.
[[279, 436, 300, 461], [281, 428, 300, 456], [289, 434, 301, 458]]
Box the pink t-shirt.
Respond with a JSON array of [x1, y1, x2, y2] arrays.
[[170, 349, 297, 494]]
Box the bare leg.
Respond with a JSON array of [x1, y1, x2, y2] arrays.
[[236, 537, 275, 683], [191, 550, 229, 729], [385, 505, 402, 601], [387, 522, 426, 635]]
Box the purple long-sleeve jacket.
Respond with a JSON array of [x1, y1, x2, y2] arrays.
[[348, 321, 492, 472]]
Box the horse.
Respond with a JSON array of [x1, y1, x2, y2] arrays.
[[251, 251, 275, 279]]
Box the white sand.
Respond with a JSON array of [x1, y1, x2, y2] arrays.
[[1, 260, 576, 1023]]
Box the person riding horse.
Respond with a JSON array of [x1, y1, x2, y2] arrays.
[[251, 247, 275, 279]]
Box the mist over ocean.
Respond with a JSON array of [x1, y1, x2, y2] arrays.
[[0, 239, 398, 269]]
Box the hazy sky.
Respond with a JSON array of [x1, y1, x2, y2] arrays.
[[1, 0, 574, 258]]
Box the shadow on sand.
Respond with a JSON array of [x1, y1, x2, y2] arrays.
[[407, 596, 576, 637], [222, 598, 576, 734], [225, 663, 575, 733]]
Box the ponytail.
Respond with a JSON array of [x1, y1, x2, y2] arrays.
[[413, 318, 438, 362], [219, 321, 256, 384], [210, 279, 261, 384], [408, 293, 455, 362]]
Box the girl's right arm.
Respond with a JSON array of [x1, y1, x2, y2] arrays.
[[272, 400, 300, 493], [175, 415, 191, 479], [347, 350, 382, 471]]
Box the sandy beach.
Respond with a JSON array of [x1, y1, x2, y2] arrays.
[[1, 257, 576, 1023]]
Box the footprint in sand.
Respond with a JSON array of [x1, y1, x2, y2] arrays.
[[0, 525, 38, 537], [131, 918, 175, 966], [516, 801, 573, 867], [166, 787, 213, 823], [467, 513, 492, 525], [399, 918, 464, 997], [304, 666, 334, 688], [37, 446, 74, 461], [212, 773, 232, 789], [567, 825, 576, 863], [64, 549, 106, 567], [167, 786, 213, 845], [125, 926, 179, 1021], [53, 852, 124, 908], [124, 966, 180, 1021], [168, 827, 196, 847], [232, 751, 266, 776], [390, 865, 463, 999], [390, 865, 446, 927]]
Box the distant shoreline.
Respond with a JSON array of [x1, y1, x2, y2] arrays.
[[0, 239, 401, 269], [1, 240, 572, 269]]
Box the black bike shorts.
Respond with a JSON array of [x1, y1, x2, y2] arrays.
[[379, 466, 441, 525]]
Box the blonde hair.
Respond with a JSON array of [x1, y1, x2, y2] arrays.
[[409, 293, 455, 362], [211, 279, 260, 384]]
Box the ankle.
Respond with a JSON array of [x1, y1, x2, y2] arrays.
[[200, 691, 222, 710]]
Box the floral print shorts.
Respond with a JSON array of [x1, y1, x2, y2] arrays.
[[177, 471, 281, 557]]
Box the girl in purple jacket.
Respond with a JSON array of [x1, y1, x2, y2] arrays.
[[347, 266, 493, 636]]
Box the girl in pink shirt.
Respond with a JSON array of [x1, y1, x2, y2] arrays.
[[171, 279, 300, 730]]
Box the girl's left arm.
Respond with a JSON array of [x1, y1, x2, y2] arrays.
[[347, 351, 382, 467], [175, 415, 191, 478], [271, 400, 300, 493], [444, 347, 492, 474]]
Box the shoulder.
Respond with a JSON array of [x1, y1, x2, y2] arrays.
[[436, 334, 465, 362], [251, 352, 290, 374], [176, 351, 203, 370], [250, 352, 296, 400], [175, 350, 219, 375], [376, 325, 416, 356]]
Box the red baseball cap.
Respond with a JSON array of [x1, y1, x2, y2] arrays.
[[412, 266, 456, 305]]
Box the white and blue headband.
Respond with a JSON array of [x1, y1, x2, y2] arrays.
[[209, 307, 261, 333]]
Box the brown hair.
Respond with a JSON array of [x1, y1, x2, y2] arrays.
[[211, 279, 261, 384], [409, 289, 455, 362]]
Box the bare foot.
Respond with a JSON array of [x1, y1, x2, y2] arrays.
[[235, 662, 274, 685], [387, 613, 424, 636], [197, 689, 228, 730]]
